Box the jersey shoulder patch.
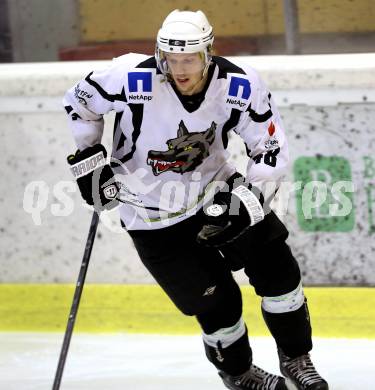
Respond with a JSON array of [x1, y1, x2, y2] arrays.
[[120, 55, 158, 104], [214, 56, 254, 111]]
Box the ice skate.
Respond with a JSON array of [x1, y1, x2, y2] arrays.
[[219, 363, 288, 390], [278, 350, 328, 390]]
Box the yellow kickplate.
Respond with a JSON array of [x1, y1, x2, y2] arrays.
[[0, 285, 374, 338]]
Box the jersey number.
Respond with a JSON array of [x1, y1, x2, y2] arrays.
[[253, 147, 280, 167]]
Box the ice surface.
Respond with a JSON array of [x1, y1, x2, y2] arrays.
[[0, 333, 374, 389]]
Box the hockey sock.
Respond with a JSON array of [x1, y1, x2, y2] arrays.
[[203, 319, 252, 376], [262, 298, 313, 358]]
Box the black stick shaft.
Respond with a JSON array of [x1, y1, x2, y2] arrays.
[[52, 211, 100, 390]]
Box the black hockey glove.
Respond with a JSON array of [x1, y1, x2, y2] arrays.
[[197, 173, 265, 247], [67, 144, 119, 211]]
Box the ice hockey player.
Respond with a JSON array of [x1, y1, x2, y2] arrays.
[[64, 9, 329, 390]]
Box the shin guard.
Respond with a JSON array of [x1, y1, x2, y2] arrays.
[[203, 321, 252, 376], [262, 298, 313, 358]]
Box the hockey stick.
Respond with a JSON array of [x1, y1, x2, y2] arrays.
[[52, 211, 100, 390]]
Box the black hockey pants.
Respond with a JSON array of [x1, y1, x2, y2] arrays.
[[128, 209, 312, 368]]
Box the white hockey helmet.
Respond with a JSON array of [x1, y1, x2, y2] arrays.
[[155, 10, 214, 75]]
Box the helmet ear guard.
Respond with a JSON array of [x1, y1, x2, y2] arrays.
[[155, 9, 214, 76]]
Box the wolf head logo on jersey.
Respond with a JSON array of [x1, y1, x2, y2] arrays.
[[147, 120, 216, 176]]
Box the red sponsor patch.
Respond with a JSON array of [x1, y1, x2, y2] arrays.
[[268, 121, 276, 136]]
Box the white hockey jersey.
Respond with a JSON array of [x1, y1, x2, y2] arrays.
[[63, 53, 289, 230]]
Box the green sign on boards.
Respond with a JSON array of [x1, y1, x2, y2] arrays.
[[294, 156, 354, 232]]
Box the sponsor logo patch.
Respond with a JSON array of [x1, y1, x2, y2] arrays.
[[268, 121, 276, 136], [228, 76, 251, 100], [128, 72, 153, 102], [226, 97, 246, 107], [264, 121, 279, 150], [74, 83, 93, 105], [226, 76, 251, 109]]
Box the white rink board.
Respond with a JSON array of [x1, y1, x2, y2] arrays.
[[1, 333, 374, 390], [0, 54, 375, 284]]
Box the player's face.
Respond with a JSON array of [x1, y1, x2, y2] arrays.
[[165, 52, 206, 95]]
